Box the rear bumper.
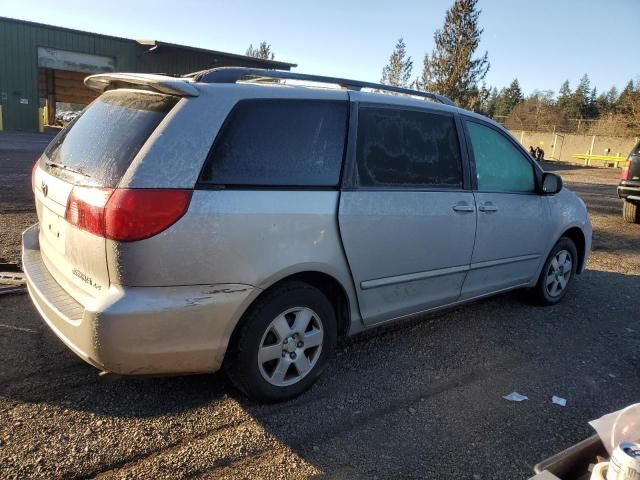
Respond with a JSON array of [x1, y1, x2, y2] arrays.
[[22, 224, 258, 375], [618, 184, 640, 202]]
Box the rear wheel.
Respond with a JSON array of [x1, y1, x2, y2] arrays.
[[224, 281, 337, 402], [623, 200, 640, 224], [531, 237, 578, 306]]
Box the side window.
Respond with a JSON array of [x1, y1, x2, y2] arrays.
[[465, 121, 535, 193], [201, 100, 347, 186], [356, 107, 463, 188]]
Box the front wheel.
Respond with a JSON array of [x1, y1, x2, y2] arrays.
[[531, 237, 578, 306], [224, 281, 337, 402], [623, 200, 640, 224]]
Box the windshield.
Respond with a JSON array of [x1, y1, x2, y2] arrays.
[[43, 90, 178, 187]]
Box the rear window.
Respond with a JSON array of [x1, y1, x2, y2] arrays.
[[356, 107, 463, 188], [43, 90, 178, 187], [631, 141, 640, 156], [200, 99, 348, 187]]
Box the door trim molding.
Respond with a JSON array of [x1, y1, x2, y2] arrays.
[[360, 253, 540, 291], [360, 264, 469, 290], [361, 281, 532, 330], [470, 254, 540, 271]]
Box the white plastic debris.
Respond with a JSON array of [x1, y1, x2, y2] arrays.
[[503, 392, 529, 402], [589, 403, 640, 455], [589, 461, 608, 480], [552, 396, 567, 407]]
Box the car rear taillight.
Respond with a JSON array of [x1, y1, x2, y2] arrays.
[[65, 186, 114, 237], [621, 165, 630, 181], [65, 188, 192, 241], [104, 189, 192, 241]]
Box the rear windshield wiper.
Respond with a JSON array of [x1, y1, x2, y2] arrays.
[[44, 160, 92, 178]]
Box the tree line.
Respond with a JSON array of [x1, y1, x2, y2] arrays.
[[481, 77, 639, 135], [245, 0, 490, 111], [246, 0, 638, 135], [380, 0, 489, 110], [245, 42, 275, 60], [379, 0, 638, 135]]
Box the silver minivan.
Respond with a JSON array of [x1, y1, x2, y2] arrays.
[[23, 68, 592, 401]]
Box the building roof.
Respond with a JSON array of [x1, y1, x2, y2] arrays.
[[135, 40, 296, 70], [0, 16, 297, 70]]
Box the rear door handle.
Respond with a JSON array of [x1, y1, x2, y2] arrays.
[[479, 203, 498, 213], [452, 203, 475, 213]]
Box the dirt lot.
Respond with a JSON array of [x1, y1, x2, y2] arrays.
[[0, 132, 639, 479], [0, 132, 53, 265]]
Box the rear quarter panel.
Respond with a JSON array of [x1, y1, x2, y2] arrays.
[[106, 190, 361, 325], [106, 84, 361, 327]]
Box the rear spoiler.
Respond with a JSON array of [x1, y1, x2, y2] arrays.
[[85, 73, 199, 97]]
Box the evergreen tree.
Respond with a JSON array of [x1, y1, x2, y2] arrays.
[[506, 79, 523, 105], [473, 83, 491, 114], [573, 74, 592, 118], [616, 80, 636, 114], [596, 91, 611, 116], [556, 80, 573, 115], [606, 86, 619, 106], [558, 80, 571, 98], [586, 87, 599, 118], [245, 41, 275, 60], [414, 54, 430, 92], [380, 37, 413, 88], [482, 86, 499, 118], [417, 0, 490, 109], [482, 78, 637, 135], [495, 79, 523, 117]]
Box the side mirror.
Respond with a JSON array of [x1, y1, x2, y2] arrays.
[[541, 172, 563, 195]]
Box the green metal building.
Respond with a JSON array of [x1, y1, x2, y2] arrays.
[[0, 16, 296, 132]]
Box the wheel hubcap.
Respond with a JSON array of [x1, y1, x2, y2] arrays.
[[258, 307, 324, 387], [545, 249, 573, 297]]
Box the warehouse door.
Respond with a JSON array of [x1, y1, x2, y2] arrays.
[[37, 47, 115, 126]]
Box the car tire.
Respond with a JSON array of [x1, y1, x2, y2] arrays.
[[531, 237, 578, 306], [623, 200, 640, 224], [224, 281, 337, 403]]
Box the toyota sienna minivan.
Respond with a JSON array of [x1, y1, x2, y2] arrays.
[[23, 68, 592, 402]]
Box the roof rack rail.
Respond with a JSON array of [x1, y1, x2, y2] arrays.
[[190, 67, 455, 106]]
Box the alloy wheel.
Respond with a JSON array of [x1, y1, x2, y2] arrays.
[[545, 249, 573, 297], [257, 307, 324, 387]]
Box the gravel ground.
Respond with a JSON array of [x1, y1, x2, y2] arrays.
[[0, 132, 52, 264], [0, 132, 639, 479]]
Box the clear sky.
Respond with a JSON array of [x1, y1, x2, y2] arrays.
[[2, 0, 638, 96]]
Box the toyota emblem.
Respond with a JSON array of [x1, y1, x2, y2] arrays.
[[41, 181, 48, 197]]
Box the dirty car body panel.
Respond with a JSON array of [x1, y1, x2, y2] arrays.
[[23, 70, 592, 379]]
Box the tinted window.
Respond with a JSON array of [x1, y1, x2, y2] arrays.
[[356, 107, 462, 188], [201, 100, 347, 186], [465, 121, 535, 193], [44, 90, 178, 187]]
